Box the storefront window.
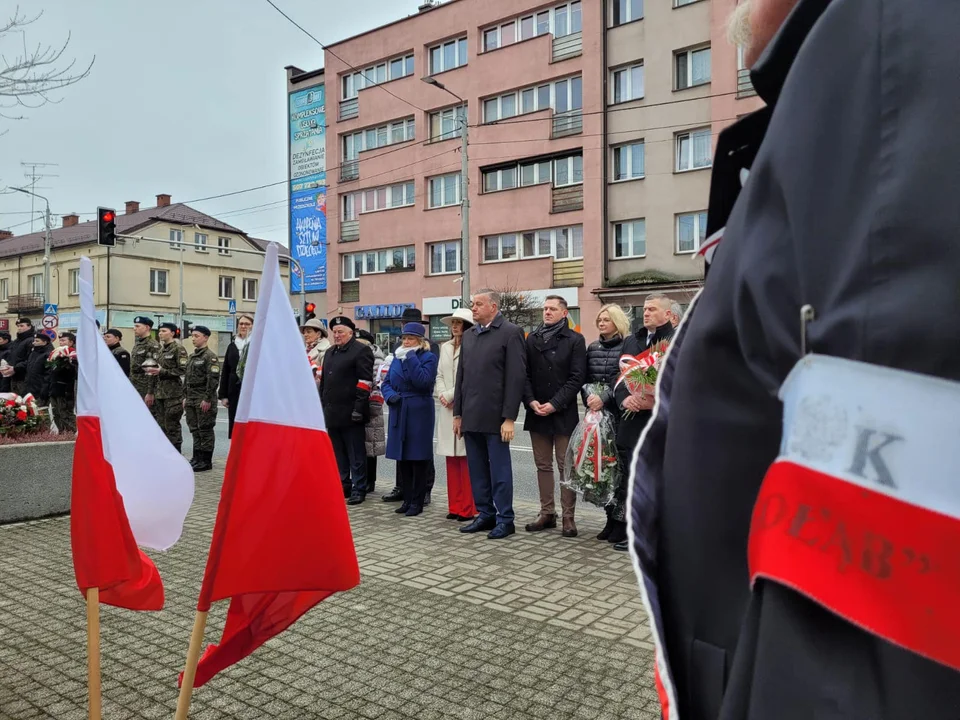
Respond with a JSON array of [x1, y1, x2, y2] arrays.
[[429, 317, 451, 343]]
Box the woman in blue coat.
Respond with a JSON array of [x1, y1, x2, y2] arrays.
[[381, 322, 438, 516]]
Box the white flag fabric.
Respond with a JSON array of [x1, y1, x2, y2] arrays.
[[76, 257, 194, 551]]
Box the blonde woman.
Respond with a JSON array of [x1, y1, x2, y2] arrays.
[[436, 308, 476, 521], [580, 304, 629, 543]]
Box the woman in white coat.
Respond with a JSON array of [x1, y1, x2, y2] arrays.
[[435, 308, 476, 521]]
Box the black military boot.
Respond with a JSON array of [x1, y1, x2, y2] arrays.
[[189, 453, 200, 469], [194, 450, 213, 472]]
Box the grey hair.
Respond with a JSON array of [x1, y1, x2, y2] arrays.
[[644, 293, 672, 309], [671, 302, 684, 321], [474, 288, 500, 308], [727, 0, 753, 51]]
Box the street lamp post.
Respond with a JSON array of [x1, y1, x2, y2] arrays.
[[422, 77, 470, 308], [12, 187, 52, 305]]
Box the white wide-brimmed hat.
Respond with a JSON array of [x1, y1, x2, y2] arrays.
[[441, 308, 475, 328]]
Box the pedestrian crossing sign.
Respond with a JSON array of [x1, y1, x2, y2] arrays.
[[43, 303, 58, 315], [228, 299, 237, 314]]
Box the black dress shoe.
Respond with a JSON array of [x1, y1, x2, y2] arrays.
[[347, 494, 366, 505], [395, 503, 410, 514], [446, 513, 459, 520], [404, 505, 423, 517], [460, 516, 496, 534], [382, 487, 404, 502], [607, 521, 628, 544], [613, 540, 629, 552], [487, 522, 516, 540]]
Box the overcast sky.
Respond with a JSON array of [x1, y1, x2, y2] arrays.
[[0, 0, 424, 242]]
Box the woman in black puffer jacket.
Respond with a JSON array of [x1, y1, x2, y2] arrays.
[[580, 304, 630, 544]]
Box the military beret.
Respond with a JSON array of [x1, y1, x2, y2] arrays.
[[192, 325, 211, 337], [329, 316, 355, 332], [356, 329, 375, 343], [159, 322, 178, 332], [133, 316, 154, 327], [104, 328, 123, 340], [16, 317, 33, 326], [0, 331, 11, 341]]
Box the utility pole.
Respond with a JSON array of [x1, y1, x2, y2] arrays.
[[12, 187, 52, 304], [21, 162, 58, 234]]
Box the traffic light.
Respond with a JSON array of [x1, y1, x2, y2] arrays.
[[304, 302, 316, 321], [97, 207, 117, 246], [182, 320, 192, 338]]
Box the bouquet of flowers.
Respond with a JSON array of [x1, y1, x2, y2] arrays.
[[46, 344, 77, 371], [0, 393, 45, 437], [615, 339, 670, 418], [563, 403, 620, 506]]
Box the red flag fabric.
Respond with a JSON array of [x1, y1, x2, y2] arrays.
[[183, 243, 360, 688]]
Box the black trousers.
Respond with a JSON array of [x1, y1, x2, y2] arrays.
[[398, 459, 430, 507], [366, 456, 377, 493], [329, 425, 367, 496], [395, 456, 434, 493]]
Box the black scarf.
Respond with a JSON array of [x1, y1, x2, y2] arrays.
[[534, 318, 566, 345]]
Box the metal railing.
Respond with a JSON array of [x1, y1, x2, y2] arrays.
[[552, 31, 582, 62], [6, 293, 44, 312], [339, 98, 359, 121], [340, 160, 359, 182], [552, 110, 583, 138]]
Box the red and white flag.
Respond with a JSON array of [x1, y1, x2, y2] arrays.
[[71, 257, 194, 610], [749, 354, 960, 671], [184, 243, 359, 688]]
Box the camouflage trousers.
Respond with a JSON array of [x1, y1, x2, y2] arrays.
[[51, 396, 77, 434], [155, 397, 184, 448], [185, 399, 218, 453]]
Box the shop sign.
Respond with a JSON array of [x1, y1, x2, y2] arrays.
[[354, 303, 415, 320]]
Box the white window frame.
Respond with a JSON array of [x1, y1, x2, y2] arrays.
[[428, 173, 461, 208], [0, 277, 7, 301], [675, 46, 711, 90], [342, 252, 364, 281], [482, 1, 582, 51], [343, 246, 415, 280], [218, 275, 235, 300], [676, 211, 708, 254], [613, 219, 646, 258], [737, 44, 747, 71], [485, 225, 583, 263], [676, 128, 712, 171], [27, 273, 43, 295], [343, 117, 415, 160], [358, 182, 416, 213], [68, 268, 80, 296], [429, 105, 466, 142], [612, 141, 645, 181], [482, 166, 519, 193], [169, 228, 183, 249], [482, 76, 582, 123], [149, 268, 168, 295], [218, 236, 231, 256], [611, 0, 643, 26], [242, 278, 258, 301], [428, 37, 468, 75], [611, 63, 644, 104], [428, 240, 461, 275], [521, 159, 553, 187], [341, 53, 415, 100], [194, 231, 208, 252], [342, 193, 358, 222], [483, 233, 519, 262], [553, 154, 584, 187]]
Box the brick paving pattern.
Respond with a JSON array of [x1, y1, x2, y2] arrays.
[[0, 462, 659, 719]]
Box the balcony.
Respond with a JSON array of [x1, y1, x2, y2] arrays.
[[552, 31, 582, 63], [340, 280, 360, 303], [737, 68, 757, 99], [553, 259, 584, 288], [6, 293, 44, 313], [340, 160, 359, 182], [551, 184, 583, 213], [340, 220, 360, 242], [552, 110, 583, 138], [339, 98, 359, 121]]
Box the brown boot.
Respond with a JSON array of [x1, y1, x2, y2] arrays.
[[562, 517, 578, 538], [524, 514, 557, 532]]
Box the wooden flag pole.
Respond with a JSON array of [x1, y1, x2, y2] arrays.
[[85, 588, 101, 720], [174, 610, 209, 720]]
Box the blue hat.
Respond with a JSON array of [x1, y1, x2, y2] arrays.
[[192, 325, 211, 337], [133, 316, 154, 327], [400, 322, 425, 338]]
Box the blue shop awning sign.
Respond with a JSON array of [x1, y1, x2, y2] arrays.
[[354, 303, 415, 320]]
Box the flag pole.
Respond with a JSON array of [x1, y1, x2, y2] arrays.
[[85, 588, 101, 720], [174, 610, 208, 720]]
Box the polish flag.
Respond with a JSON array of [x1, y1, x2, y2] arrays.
[[185, 243, 359, 688], [749, 354, 960, 671], [71, 257, 194, 610]]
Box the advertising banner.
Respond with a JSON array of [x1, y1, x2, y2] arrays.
[[288, 83, 327, 293]]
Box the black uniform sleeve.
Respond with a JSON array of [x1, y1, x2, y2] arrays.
[[353, 344, 374, 419], [118, 351, 131, 377]]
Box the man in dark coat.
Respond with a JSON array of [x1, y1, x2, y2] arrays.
[[6, 318, 36, 396], [630, 0, 960, 718], [320, 316, 375, 505], [23, 333, 53, 406], [454, 288, 526, 539], [0, 331, 11, 393], [103, 329, 131, 377], [522, 295, 586, 538]]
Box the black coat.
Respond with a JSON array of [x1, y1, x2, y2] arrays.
[[9, 328, 35, 383], [109, 344, 131, 377], [49, 353, 77, 400], [218, 341, 242, 437], [646, 0, 960, 717], [0, 342, 10, 393], [319, 337, 374, 429], [522, 325, 586, 437], [580, 334, 625, 412], [614, 322, 675, 449], [24, 343, 52, 403], [454, 313, 526, 435]]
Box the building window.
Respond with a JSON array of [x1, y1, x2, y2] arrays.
[[343, 245, 415, 280], [675, 46, 711, 89], [194, 232, 208, 251], [676, 128, 712, 171], [429, 106, 466, 141], [218, 236, 231, 255], [429, 241, 461, 275], [342, 252, 364, 281], [612, 141, 645, 181], [554, 154, 583, 187], [483, 166, 518, 193], [482, 76, 581, 123], [0, 278, 7, 301], [242, 278, 258, 301], [170, 228, 183, 249], [429, 37, 468, 75], [484, 225, 583, 262], [611, 63, 644, 103], [28, 274, 42, 295], [737, 44, 747, 71], [354, 181, 415, 213], [553, 225, 583, 260], [482, 2, 581, 50], [428, 173, 461, 208], [219, 275, 235, 299], [612, 0, 643, 26], [483, 233, 518, 262], [676, 211, 708, 254], [522, 159, 553, 186], [613, 219, 646, 258], [341, 53, 415, 99], [68, 268, 80, 296], [343, 117, 415, 160], [149, 269, 168, 295], [342, 193, 358, 222], [482, 153, 580, 193]]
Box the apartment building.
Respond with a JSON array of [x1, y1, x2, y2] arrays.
[[0, 195, 290, 354]]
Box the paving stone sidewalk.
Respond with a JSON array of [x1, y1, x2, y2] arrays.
[[0, 463, 659, 720]]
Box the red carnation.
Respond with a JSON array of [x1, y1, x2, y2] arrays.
[[16, 410, 27, 421]]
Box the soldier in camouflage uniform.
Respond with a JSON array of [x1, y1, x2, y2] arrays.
[[145, 322, 187, 451], [184, 325, 220, 472], [130, 316, 161, 417]]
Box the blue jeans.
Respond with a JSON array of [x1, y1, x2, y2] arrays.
[[464, 432, 514, 524]]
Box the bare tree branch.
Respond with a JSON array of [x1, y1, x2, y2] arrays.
[[492, 285, 541, 331]]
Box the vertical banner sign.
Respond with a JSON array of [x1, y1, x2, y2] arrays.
[[288, 83, 327, 293]]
